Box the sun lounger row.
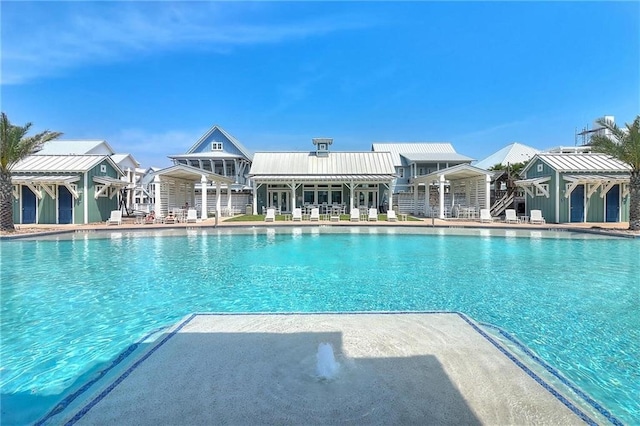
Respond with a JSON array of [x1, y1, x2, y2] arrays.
[[264, 207, 400, 222], [477, 208, 546, 224]]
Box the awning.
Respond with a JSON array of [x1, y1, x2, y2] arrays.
[[563, 174, 630, 199], [93, 176, 128, 199], [411, 164, 493, 185], [12, 175, 80, 200], [514, 176, 551, 198]]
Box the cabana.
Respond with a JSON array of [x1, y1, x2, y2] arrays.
[[410, 164, 493, 219]]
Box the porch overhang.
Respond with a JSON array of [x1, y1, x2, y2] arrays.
[[562, 174, 630, 199], [410, 164, 493, 185], [93, 176, 129, 199], [514, 177, 551, 198], [154, 164, 234, 184], [12, 175, 80, 200], [250, 174, 396, 184]]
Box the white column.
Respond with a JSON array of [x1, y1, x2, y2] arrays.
[[227, 187, 232, 214], [252, 181, 258, 215], [349, 182, 355, 210], [200, 175, 208, 219], [387, 180, 393, 213], [154, 175, 162, 215], [425, 183, 430, 216], [485, 175, 491, 209], [439, 175, 445, 219], [216, 182, 221, 215], [413, 183, 419, 215]]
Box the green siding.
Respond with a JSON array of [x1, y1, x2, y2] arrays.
[[87, 161, 121, 223]]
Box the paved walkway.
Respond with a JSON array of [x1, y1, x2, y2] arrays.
[[56, 313, 609, 425]]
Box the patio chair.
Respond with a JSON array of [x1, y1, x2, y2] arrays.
[[350, 208, 360, 222], [265, 208, 276, 222], [479, 209, 494, 223], [387, 210, 397, 222], [186, 209, 198, 223], [530, 210, 546, 224], [292, 208, 302, 221], [368, 208, 378, 221], [504, 209, 520, 224], [106, 210, 122, 225], [310, 208, 320, 221]]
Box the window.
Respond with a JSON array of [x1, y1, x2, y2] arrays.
[[398, 168, 404, 178], [537, 164, 543, 173], [100, 165, 107, 173], [95, 184, 107, 197], [211, 142, 223, 151], [536, 184, 549, 197]]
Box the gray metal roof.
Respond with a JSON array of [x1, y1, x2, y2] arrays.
[[249, 152, 396, 178], [11, 155, 119, 173], [401, 153, 474, 163], [371, 143, 456, 167], [35, 140, 115, 156], [532, 153, 631, 173]]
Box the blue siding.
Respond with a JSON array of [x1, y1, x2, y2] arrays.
[[192, 128, 245, 157]]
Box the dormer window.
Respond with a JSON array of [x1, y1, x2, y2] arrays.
[[312, 138, 333, 157], [211, 142, 223, 151]]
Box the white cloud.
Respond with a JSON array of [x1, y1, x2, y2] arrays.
[[1, 2, 375, 85]]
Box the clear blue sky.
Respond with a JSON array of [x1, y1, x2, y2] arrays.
[[2, 1, 639, 168]]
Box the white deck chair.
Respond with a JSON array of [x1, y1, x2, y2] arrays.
[[368, 208, 378, 221], [309, 208, 320, 221], [530, 210, 546, 224], [386, 210, 397, 222], [292, 208, 302, 221], [350, 208, 360, 222], [186, 209, 198, 223], [504, 209, 520, 224], [265, 208, 276, 222], [479, 209, 493, 223], [106, 210, 122, 225]]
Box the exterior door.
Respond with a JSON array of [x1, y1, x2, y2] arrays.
[[268, 190, 289, 213], [570, 184, 584, 222], [21, 186, 37, 224], [605, 185, 620, 222], [355, 190, 378, 208], [58, 186, 73, 224]]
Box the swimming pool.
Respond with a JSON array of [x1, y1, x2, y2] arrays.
[[1, 227, 638, 424]]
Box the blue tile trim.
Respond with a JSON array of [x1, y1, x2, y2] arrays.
[[34, 325, 167, 426], [62, 311, 612, 425], [63, 313, 198, 425], [478, 321, 623, 426], [457, 313, 600, 425]]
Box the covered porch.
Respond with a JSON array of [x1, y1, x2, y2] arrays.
[[152, 164, 234, 220], [410, 164, 493, 219]]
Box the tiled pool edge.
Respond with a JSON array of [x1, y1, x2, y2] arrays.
[[46, 311, 620, 425]]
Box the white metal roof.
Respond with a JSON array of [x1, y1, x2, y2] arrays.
[[111, 153, 140, 169], [154, 164, 234, 184], [474, 142, 540, 170], [371, 143, 456, 167], [411, 163, 493, 185], [532, 153, 631, 173], [169, 152, 244, 160], [35, 140, 115, 156], [11, 175, 80, 184], [11, 155, 118, 173], [401, 152, 474, 163], [249, 152, 396, 178]]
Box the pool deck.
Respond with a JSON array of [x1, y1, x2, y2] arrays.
[[2, 215, 638, 239], [56, 313, 610, 425]]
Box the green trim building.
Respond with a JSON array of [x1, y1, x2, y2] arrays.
[[515, 153, 630, 224], [11, 155, 126, 225]]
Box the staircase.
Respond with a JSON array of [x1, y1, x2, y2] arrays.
[[490, 192, 514, 217]]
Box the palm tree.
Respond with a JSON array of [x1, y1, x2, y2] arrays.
[[1, 112, 62, 232], [589, 115, 640, 231]]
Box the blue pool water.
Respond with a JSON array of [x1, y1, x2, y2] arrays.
[[1, 227, 638, 425]]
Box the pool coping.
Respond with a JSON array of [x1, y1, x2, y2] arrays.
[[40, 311, 622, 426]]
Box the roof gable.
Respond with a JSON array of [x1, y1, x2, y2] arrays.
[[474, 142, 540, 170], [186, 125, 252, 160]]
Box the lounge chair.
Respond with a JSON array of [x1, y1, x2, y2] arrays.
[[368, 208, 378, 221], [106, 210, 122, 225], [310, 208, 320, 221], [265, 208, 276, 222], [530, 210, 546, 224], [479, 209, 494, 223], [504, 209, 520, 224], [186, 209, 198, 223], [387, 210, 397, 222], [164, 213, 177, 224], [292, 208, 302, 221], [350, 208, 360, 222]]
